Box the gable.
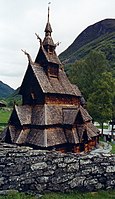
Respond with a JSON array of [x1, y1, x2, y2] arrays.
[[79, 106, 92, 122], [35, 47, 48, 65], [31, 63, 81, 96], [19, 64, 44, 105], [9, 108, 21, 127], [63, 108, 79, 125], [35, 46, 61, 65], [19, 65, 43, 95], [15, 105, 31, 125]]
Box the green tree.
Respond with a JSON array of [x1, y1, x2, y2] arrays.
[[67, 59, 87, 95], [87, 72, 115, 134], [82, 50, 108, 99], [68, 50, 108, 99]]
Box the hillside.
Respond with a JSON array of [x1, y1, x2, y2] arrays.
[[0, 81, 14, 98], [59, 18, 115, 65]]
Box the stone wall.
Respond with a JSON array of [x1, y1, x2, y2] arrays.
[[0, 143, 115, 194]]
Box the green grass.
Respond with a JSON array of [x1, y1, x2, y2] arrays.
[[0, 108, 12, 132], [0, 190, 115, 199], [0, 108, 11, 123], [111, 142, 115, 154], [0, 191, 38, 199], [41, 190, 115, 199]]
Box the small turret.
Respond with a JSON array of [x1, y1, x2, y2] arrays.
[[42, 6, 56, 52]]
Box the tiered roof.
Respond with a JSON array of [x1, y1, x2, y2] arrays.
[[5, 104, 99, 147], [13, 104, 92, 126]]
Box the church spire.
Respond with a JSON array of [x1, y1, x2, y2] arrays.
[[43, 3, 55, 49], [48, 5, 50, 23], [44, 4, 52, 36]]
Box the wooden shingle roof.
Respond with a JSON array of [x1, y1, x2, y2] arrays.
[[35, 45, 61, 65], [26, 128, 67, 147], [14, 105, 78, 126], [86, 122, 100, 138], [15, 105, 31, 125], [65, 128, 79, 144], [43, 36, 55, 47], [31, 63, 81, 96], [79, 106, 92, 122], [63, 108, 79, 125], [26, 129, 45, 147], [13, 105, 92, 127], [6, 105, 99, 147]]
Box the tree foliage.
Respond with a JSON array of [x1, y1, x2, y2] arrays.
[[87, 72, 115, 123], [67, 50, 115, 125], [68, 50, 108, 99]]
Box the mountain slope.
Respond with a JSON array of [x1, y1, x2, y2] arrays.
[[59, 18, 115, 65], [0, 81, 14, 98]]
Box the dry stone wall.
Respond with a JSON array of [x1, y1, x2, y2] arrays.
[[0, 143, 115, 194]]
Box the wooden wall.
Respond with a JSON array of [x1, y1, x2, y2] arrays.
[[45, 94, 80, 106]]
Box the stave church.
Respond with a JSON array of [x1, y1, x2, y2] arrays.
[[2, 7, 99, 153]]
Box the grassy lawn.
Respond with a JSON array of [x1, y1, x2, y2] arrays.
[[0, 190, 115, 199], [111, 142, 115, 154], [0, 108, 12, 132], [0, 191, 37, 199], [0, 108, 11, 123], [41, 190, 115, 199]]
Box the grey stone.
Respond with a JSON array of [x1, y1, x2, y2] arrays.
[[106, 166, 115, 173], [53, 158, 64, 163], [31, 162, 47, 170], [81, 168, 92, 175], [47, 164, 57, 170], [52, 173, 74, 184], [58, 163, 67, 168], [0, 165, 5, 170], [0, 177, 4, 186], [98, 176, 107, 184], [67, 162, 79, 172], [80, 159, 92, 165], [0, 143, 114, 194], [43, 170, 55, 175], [69, 177, 85, 188], [101, 162, 110, 166], [94, 183, 104, 189], [36, 176, 49, 183], [106, 179, 115, 186], [64, 157, 77, 164], [91, 166, 104, 174], [35, 183, 46, 192], [84, 178, 98, 186]]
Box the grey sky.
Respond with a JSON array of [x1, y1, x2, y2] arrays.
[[0, 0, 115, 89]]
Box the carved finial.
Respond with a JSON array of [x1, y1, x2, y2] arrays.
[[55, 41, 61, 47], [35, 33, 42, 46], [21, 49, 32, 63]]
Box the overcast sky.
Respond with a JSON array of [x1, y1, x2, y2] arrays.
[[0, 0, 115, 89]]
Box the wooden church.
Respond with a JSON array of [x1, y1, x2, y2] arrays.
[[2, 7, 99, 153]]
